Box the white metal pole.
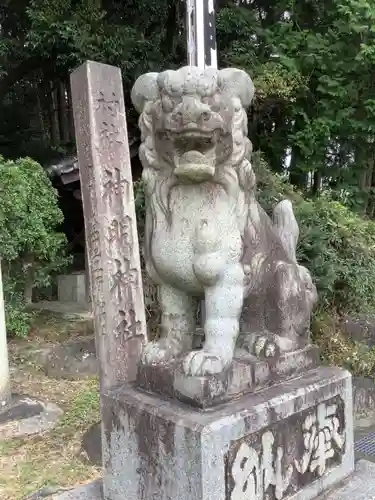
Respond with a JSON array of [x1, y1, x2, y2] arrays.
[[186, 0, 196, 66], [0, 261, 11, 410], [186, 0, 218, 69], [195, 0, 205, 68], [206, 0, 218, 69], [186, 0, 218, 326]]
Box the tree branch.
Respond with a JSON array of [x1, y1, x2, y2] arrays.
[[0, 55, 53, 103]]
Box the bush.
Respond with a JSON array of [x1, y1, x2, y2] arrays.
[[0, 156, 70, 336], [252, 152, 375, 314], [296, 198, 375, 313], [312, 312, 375, 377], [252, 151, 301, 211], [1, 278, 35, 338]]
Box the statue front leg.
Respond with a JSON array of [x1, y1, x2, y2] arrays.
[[142, 285, 196, 365], [183, 263, 244, 376]]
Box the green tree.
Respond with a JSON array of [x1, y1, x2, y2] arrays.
[[0, 155, 69, 335], [0, 0, 185, 162], [1, 0, 374, 201]]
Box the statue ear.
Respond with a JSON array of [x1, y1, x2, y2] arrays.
[[131, 72, 159, 113], [218, 68, 254, 108]]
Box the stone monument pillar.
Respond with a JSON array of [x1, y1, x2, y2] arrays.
[[70, 61, 147, 394], [101, 66, 355, 500]]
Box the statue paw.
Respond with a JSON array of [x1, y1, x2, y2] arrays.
[[141, 340, 175, 365], [183, 350, 231, 376], [241, 332, 298, 358], [254, 336, 278, 358]]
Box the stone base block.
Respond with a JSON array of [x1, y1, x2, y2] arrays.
[[46, 480, 103, 499], [137, 345, 319, 408], [102, 366, 354, 500]]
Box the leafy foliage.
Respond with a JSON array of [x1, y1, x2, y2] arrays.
[[296, 198, 375, 313], [1, 279, 35, 338], [133, 179, 160, 338], [253, 153, 375, 314], [312, 312, 375, 377], [0, 155, 69, 336]]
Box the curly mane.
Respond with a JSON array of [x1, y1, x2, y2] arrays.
[[138, 95, 256, 227]]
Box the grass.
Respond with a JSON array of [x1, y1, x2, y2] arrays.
[[0, 311, 101, 500], [312, 311, 375, 377], [27, 309, 94, 342]]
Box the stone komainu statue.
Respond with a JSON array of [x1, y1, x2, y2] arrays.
[[131, 66, 317, 377]]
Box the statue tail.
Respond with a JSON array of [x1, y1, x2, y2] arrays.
[[272, 200, 299, 263]]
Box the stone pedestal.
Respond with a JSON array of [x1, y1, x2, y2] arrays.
[[102, 366, 354, 500], [137, 345, 320, 408]]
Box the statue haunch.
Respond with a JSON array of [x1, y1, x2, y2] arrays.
[[131, 66, 317, 377]]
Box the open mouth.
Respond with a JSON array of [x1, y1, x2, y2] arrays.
[[174, 131, 216, 164], [165, 129, 217, 156], [156, 128, 223, 182], [168, 130, 218, 183], [169, 129, 218, 167]]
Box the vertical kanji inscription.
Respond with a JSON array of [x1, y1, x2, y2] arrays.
[[71, 61, 147, 392]]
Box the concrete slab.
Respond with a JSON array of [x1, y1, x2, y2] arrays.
[[57, 273, 87, 304], [319, 460, 375, 499], [0, 394, 63, 440], [51, 480, 102, 499], [49, 460, 375, 500], [353, 377, 375, 418]]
